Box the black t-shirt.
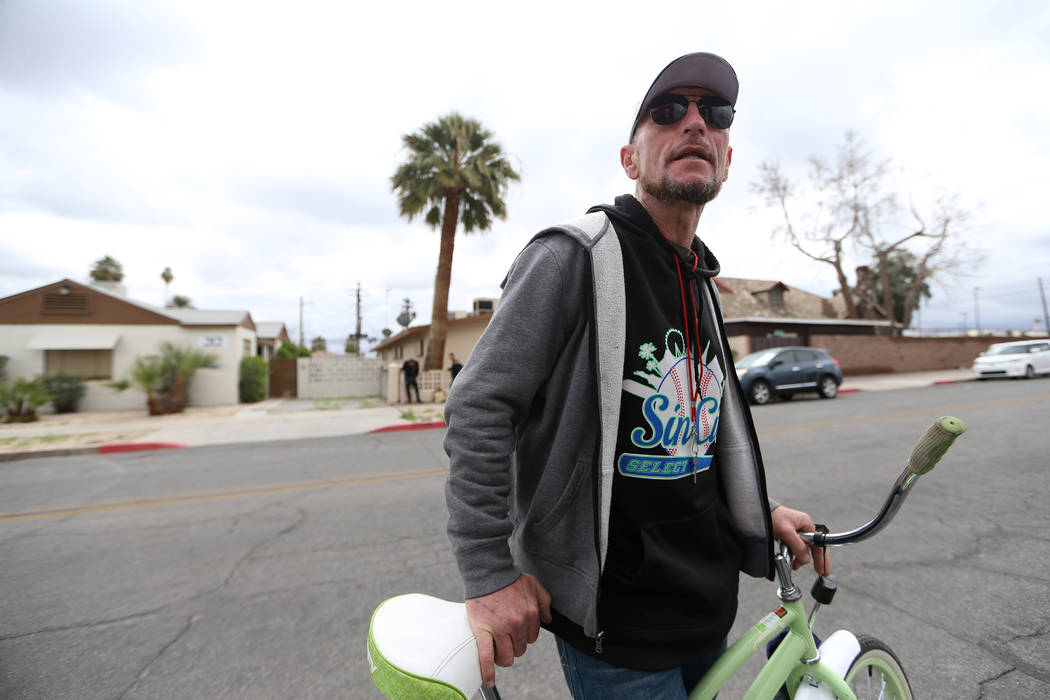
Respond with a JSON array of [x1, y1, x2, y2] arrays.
[[547, 196, 742, 670]]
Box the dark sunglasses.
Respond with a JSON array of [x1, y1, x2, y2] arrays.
[[649, 94, 735, 130]]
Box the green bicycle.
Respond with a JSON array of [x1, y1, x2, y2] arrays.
[[368, 415, 966, 700]]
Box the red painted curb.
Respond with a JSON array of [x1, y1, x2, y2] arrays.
[[838, 388, 861, 394], [371, 421, 446, 434], [933, 380, 957, 385], [98, 442, 187, 454]]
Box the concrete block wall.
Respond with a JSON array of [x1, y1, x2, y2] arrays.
[[296, 356, 382, 399], [810, 335, 1021, 374]]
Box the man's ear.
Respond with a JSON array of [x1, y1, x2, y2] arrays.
[[620, 144, 639, 180], [723, 146, 733, 182]]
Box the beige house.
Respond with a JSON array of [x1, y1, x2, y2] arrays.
[[373, 314, 493, 402], [0, 279, 258, 410], [255, 322, 291, 361]]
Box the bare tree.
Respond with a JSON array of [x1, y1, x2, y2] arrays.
[[752, 132, 974, 331]]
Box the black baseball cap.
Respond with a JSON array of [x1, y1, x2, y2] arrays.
[[629, 52, 739, 140]]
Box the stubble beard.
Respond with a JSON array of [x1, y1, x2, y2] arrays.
[[641, 171, 723, 206]]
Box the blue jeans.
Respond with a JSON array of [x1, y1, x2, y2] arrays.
[[556, 637, 724, 699]]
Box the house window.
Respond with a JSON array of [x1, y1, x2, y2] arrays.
[[770, 288, 784, 306], [45, 349, 113, 380], [243, 339, 252, 357], [419, 339, 425, 356]]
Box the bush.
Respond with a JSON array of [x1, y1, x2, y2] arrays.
[[239, 356, 268, 403], [42, 372, 86, 413], [275, 341, 311, 359], [108, 343, 219, 415], [0, 377, 51, 423]]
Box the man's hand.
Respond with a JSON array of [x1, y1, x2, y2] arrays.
[[466, 573, 552, 688], [771, 505, 831, 576]]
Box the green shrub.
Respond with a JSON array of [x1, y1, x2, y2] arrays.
[[42, 372, 86, 413], [239, 356, 268, 403], [0, 377, 51, 423], [108, 343, 218, 415], [275, 341, 311, 359]]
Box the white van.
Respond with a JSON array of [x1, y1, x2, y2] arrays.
[[972, 339, 1050, 379]]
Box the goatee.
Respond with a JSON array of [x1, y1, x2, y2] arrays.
[[643, 175, 722, 206]]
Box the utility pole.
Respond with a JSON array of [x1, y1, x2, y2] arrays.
[[974, 287, 981, 334], [354, 282, 364, 356], [299, 296, 305, 347], [1039, 277, 1050, 335]]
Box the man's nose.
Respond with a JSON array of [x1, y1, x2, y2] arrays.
[[682, 101, 708, 132]]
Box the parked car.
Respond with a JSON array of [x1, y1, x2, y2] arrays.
[[971, 339, 1050, 380], [734, 346, 844, 405]]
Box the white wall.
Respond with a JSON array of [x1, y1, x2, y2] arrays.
[[0, 324, 253, 410], [296, 355, 382, 399]]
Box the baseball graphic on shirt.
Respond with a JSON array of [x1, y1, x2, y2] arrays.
[[622, 328, 724, 458]]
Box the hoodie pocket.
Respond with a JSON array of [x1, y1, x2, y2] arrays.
[[608, 498, 742, 627], [531, 458, 590, 533]]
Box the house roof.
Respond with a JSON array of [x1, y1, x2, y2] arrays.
[[255, 322, 290, 340], [0, 278, 255, 330], [716, 277, 838, 320], [372, 313, 493, 353], [161, 308, 256, 330]]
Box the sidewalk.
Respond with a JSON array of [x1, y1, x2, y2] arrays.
[[0, 398, 446, 461], [0, 369, 973, 461]]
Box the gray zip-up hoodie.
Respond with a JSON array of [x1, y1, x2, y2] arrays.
[[444, 209, 774, 638]]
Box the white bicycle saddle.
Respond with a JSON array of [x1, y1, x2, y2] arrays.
[[368, 593, 482, 699]]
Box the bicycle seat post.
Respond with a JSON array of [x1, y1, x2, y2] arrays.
[[481, 686, 503, 700]]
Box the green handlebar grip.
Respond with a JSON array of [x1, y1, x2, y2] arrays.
[[906, 415, 966, 475]]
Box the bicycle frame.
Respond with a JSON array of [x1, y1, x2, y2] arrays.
[[687, 561, 854, 700]]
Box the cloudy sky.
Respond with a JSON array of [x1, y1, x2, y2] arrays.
[[2, 0, 1049, 350]]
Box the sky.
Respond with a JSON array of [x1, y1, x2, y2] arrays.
[[2, 0, 1049, 351]]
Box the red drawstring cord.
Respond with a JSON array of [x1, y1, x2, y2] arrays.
[[673, 254, 702, 422]]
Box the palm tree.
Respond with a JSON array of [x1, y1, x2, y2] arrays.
[[167, 295, 194, 308], [161, 267, 174, 305], [107, 343, 218, 414], [391, 112, 519, 370]]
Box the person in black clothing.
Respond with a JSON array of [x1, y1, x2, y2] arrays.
[[448, 353, 463, 384], [402, 358, 421, 403], [443, 52, 829, 699]]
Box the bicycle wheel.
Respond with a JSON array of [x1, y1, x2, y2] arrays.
[[843, 635, 913, 700]]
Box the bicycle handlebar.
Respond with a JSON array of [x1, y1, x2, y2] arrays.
[[801, 415, 966, 548], [905, 415, 967, 475]]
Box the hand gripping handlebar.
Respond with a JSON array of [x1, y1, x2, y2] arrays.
[[802, 416, 967, 548]]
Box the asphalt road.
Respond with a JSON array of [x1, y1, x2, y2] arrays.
[[1, 379, 1048, 699]]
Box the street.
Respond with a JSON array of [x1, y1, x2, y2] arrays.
[[2, 379, 1049, 699]]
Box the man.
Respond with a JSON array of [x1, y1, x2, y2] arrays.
[[444, 52, 828, 699], [448, 353, 463, 383], [401, 357, 421, 403]]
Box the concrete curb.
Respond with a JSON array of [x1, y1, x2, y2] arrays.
[[1, 442, 187, 462]]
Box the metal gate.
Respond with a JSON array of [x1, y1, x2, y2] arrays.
[[268, 358, 298, 398]]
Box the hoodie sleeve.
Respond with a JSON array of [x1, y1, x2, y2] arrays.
[[443, 235, 584, 599]]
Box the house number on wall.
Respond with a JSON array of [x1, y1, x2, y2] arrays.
[[198, 335, 227, 349]]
